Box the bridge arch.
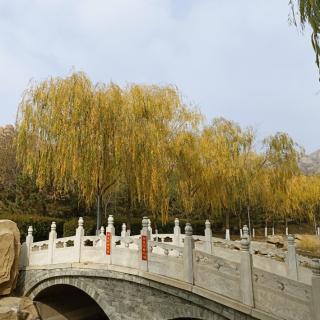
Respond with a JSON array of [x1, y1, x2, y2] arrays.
[[26, 277, 114, 319], [34, 283, 109, 320], [19, 267, 242, 320]]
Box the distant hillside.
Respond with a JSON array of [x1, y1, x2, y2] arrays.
[[299, 150, 320, 174]]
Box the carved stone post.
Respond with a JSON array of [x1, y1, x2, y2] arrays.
[[98, 226, 105, 247], [74, 217, 84, 263], [252, 228, 255, 239], [48, 222, 57, 264], [121, 223, 126, 238], [148, 218, 152, 240], [240, 228, 243, 238], [120, 223, 126, 246], [183, 223, 194, 284], [243, 225, 249, 238], [272, 226, 275, 236], [173, 218, 181, 246], [140, 217, 149, 271], [287, 234, 298, 280], [25, 226, 33, 266], [106, 215, 115, 264], [317, 227, 320, 237], [240, 225, 254, 307], [100, 226, 105, 238], [204, 220, 213, 254], [311, 259, 320, 320], [107, 215, 115, 236]]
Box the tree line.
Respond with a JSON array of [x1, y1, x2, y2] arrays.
[[0, 72, 312, 238]]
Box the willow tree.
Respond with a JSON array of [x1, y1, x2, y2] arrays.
[[288, 175, 320, 233], [119, 84, 201, 225], [263, 132, 301, 233], [172, 129, 205, 218], [16, 72, 201, 228], [0, 125, 17, 189], [16, 72, 124, 232], [290, 0, 320, 74], [195, 118, 249, 240]]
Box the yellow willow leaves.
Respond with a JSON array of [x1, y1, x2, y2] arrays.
[[119, 84, 200, 222], [0, 125, 16, 187], [15, 72, 320, 225], [16, 72, 200, 222]]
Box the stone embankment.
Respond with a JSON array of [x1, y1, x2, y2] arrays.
[[0, 220, 39, 320]]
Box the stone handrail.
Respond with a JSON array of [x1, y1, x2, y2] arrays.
[[149, 240, 183, 256], [19, 217, 320, 320]]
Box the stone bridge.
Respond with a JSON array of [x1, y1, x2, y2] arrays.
[[17, 216, 320, 320]]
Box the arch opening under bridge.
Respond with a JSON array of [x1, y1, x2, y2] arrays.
[[34, 284, 109, 320]]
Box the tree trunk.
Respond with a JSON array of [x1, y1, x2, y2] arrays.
[[225, 211, 230, 240], [96, 193, 102, 235], [247, 205, 251, 237], [265, 218, 268, 238], [126, 190, 132, 235], [272, 216, 275, 236]]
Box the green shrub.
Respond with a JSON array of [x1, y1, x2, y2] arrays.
[[0, 213, 64, 242], [63, 217, 96, 236]]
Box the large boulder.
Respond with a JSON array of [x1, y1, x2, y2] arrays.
[[0, 221, 20, 296], [267, 235, 285, 248]]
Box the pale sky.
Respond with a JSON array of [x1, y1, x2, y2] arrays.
[[0, 0, 319, 152]]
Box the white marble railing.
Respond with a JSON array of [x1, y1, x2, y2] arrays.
[[19, 216, 320, 320]]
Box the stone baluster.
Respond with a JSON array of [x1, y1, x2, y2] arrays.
[[25, 226, 33, 266], [252, 228, 255, 239], [204, 220, 213, 254], [48, 222, 57, 264], [98, 226, 105, 247], [272, 226, 275, 236], [74, 217, 84, 263], [317, 227, 320, 237], [121, 223, 126, 238], [121, 223, 126, 246], [100, 226, 105, 238], [148, 218, 153, 240], [140, 217, 149, 271], [183, 223, 195, 284], [243, 225, 249, 238], [240, 225, 254, 307], [173, 218, 181, 246], [107, 215, 115, 236], [106, 215, 115, 264], [155, 229, 159, 242], [240, 228, 243, 238], [311, 259, 320, 320], [287, 234, 298, 280]]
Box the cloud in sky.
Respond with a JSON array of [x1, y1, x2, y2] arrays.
[[0, 0, 319, 152]]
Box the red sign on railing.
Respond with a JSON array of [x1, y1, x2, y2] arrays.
[[141, 235, 148, 261], [106, 232, 111, 255]]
